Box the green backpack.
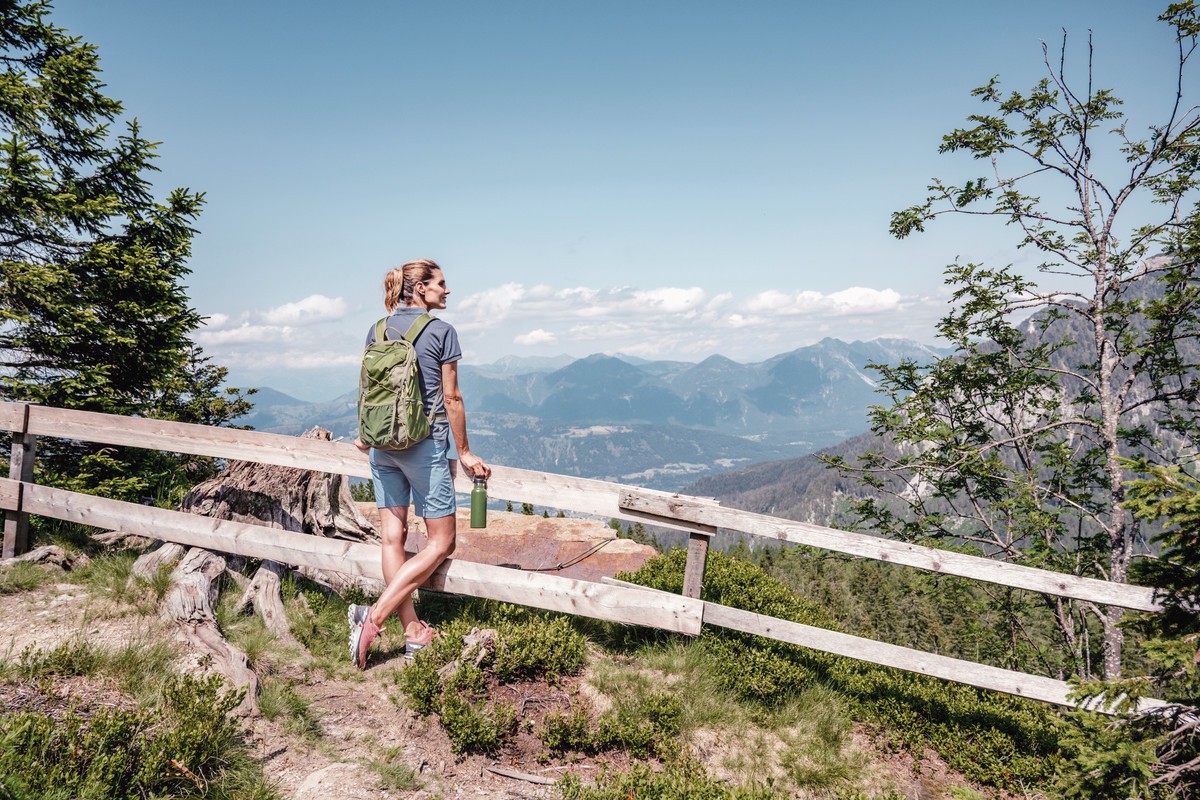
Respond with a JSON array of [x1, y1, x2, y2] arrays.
[[357, 313, 435, 450]]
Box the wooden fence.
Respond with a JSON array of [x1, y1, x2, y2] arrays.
[[0, 402, 1167, 713]]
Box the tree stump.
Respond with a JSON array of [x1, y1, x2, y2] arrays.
[[180, 427, 376, 542], [177, 426, 379, 640], [164, 547, 258, 715]]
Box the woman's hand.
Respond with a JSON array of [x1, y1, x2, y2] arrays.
[[352, 437, 370, 453], [458, 450, 491, 479]]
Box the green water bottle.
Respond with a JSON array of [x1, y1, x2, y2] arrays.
[[470, 475, 487, 528]]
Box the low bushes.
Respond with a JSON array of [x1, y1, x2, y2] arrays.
[[0, 674, 274, 800], [394, 604, 587, 755], [619, 549, 1066, 791]]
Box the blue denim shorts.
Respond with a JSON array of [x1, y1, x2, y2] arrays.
[[369, 436, 456, 519]]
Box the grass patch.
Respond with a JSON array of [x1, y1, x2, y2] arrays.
[[583, 643, 864, 794], [259, 677, 323, 743], [282, 576, 403, 675], [0, 637, 180, 706], [68, 550, 170, 613], [367, 747, 421, 791], [0, 561, 51, 595]]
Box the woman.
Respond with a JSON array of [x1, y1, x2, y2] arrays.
[[349, 259, 491, 669]]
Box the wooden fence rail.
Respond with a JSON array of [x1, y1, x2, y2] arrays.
[[0, 478, 702, 635], [0, 402, 1171, 713], [619, 487, 1162, 612]]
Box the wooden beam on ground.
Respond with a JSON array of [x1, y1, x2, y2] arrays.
[[0, 478, 702, 635], [601, 577, 1165, 715], [619, 487, 1161, 613]]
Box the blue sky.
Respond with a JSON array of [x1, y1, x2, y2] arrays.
[[49, 1, 1183, 400]]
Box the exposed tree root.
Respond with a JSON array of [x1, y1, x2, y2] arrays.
[[163, 547, 258, 715]]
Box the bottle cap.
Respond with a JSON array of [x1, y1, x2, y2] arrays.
[[473, 474, 487, 486]]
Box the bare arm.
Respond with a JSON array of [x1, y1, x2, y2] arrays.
[[442, 360, 490, 478]]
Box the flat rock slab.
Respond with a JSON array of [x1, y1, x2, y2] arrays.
[[357, 506, 657, 583]]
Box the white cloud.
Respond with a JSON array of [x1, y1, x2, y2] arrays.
[[514, 328, 557, 346], [262, 294, 348, 325], [726, 313, 762, 328], [742, 286, 901, 316], [216, 349, 360, 369], [203, 312, 231, 329], [456, 283, 527, 330], [631, 287, 706, 314], [194, 323, 292, 345]]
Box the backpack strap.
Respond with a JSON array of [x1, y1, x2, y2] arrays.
[[402, 313, 435, 344], [374, 313, 435, 343]]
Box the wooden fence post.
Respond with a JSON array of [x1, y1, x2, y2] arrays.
[[682, 531, 713, 599], [3, 403, 36, 558]]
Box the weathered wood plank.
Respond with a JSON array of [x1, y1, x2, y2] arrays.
[[597, 578, 1164, 714], [426, 559, 702, 635], [0, 478, 19, 512], [25, 405, 374, 478], [0, 402, 26, 435], [620, 487, 1161, 613], [11, 479, 702, 635], [702, 602, 1168, 714], [449, 464, 719, 535], [8, 403, 709, 534]]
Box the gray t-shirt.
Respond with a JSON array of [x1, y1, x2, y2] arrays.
[[364, 309, 461, 462]]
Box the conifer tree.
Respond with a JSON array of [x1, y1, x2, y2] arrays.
[[0, 1, 249, 497]]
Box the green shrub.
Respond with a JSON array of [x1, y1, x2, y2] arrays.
[[0, 674, 274, 799], [543, 692, 682, 759], [10, 640, 102, 680], [542, 703, 594, 752], [392, 604, 588, 756], [439, 691, 516, 754], [621, 550, 1066, 791], [492, 614, 585, 682], [394, 654, 442, 715]]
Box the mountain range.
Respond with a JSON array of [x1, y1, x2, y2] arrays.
[[685, 264, 1200, 523], [236, 337, 948, 490]]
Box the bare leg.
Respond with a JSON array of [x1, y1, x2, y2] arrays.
[[369, 512, 456, 638], [378, 505, 418, 631]]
